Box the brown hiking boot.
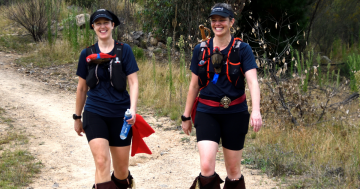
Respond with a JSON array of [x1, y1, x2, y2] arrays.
[[111, 171, 135, 189], [223, 175, 245, 189], [190, 172, 224, 189], [96, 181, 118, 189]]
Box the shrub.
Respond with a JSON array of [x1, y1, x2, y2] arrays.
[[0, 0, 12, 6], [347, 54, 360, 92], [4, 0, 60, 42], [132, 46, 144, 61], [65, 0, 95, 8]]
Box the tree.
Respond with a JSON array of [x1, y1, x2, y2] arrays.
[[140, 0, 246, 50], [309, 0, 360, 55], [140, 0, 311, 53], [237, 0, 311, 55]]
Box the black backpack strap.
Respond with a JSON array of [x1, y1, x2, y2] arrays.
[[198, 40, 210, 61], [234, 39, 244, 77], [85, 44, 99, 89], [234, 40, 241, 50], [86, 44, 96, 56], [114, 42, 123, 63], [111, 41, 127, 92]]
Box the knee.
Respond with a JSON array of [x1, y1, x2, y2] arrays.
[[200, 161, 215, 176], [226, 163, 240, 176], [94, 155, 110, 171]]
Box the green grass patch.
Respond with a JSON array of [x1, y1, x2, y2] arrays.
[[132, 46, 145, 61], [243, 119, 360, 188], [15, 40, 78, 68], [0, 106, 41, 188], [181, 137, 190, 142], [0, 132, 28, 145], [0, 35, 33, 53], [0, 150, 43, 188]]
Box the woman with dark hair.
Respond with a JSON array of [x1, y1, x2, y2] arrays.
[[74, 9, 138, 189], [181, 3, 262, 189]]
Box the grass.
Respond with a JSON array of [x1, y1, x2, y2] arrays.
[[181, 137, 190, 143], [0, 132, 28, 145], [0, 150, 43, 189], [137, 59, 191, 123], [0, 33, 34, 53], [243, 112, 360, 188], [16, 40, 79, 68], [0, 107, 42, 188]]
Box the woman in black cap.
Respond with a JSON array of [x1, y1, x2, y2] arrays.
[[181, 3, 262, 189], [74, 9, 138, 189]]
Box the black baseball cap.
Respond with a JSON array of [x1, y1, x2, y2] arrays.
[[208, 7, 234, 18], [90, 9, 120, 29]]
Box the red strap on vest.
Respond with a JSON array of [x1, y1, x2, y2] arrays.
[[191, 97, 200, 123], [190, 94, 246, 123]]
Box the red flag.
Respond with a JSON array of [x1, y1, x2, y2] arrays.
[[131, 114, 155, 157]]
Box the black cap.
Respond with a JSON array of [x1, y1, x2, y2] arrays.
[[208, 7, 234, 18], [90, 9, 120, 29]]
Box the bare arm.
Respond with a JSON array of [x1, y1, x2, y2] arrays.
[[126, 72, 139, 124], [74, 77, 88, 136], [182, 73, 200, 135], [245, 68, 262, 132]]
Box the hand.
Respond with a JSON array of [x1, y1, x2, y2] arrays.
[[181, 120, 192, 135], [126, 109, 136, 125], [74, 120, 85, 136], [250, 110, 262, 132]]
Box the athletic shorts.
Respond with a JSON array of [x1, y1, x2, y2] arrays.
[[194, 111, 250, 150], [82, 110, 132, 146]]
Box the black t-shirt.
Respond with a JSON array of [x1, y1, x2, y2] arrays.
[[190, 37, 258, 114], [76, 41, 139, 117]]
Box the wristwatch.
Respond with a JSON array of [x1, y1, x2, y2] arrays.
[[181, 115, 191, 121], [73, 114, 82, 120]]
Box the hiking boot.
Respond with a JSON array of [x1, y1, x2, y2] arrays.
[[190, 172, 224, 189], [111, 171, 135, 189], [96, 181, 117, 189], [223, 175, 245, 189]]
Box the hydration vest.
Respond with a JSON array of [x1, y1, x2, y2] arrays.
[[85, 42, 127, 92], [197, 37, 245, 90]]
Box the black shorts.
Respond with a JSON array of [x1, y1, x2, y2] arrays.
[[82, 111, 132, 146], [194, 111, 250, 150]]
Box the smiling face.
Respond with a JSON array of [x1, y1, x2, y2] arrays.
[[92, 18, 114, 40], [210, 15, 234, 38]]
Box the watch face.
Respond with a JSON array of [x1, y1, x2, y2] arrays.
[[73, 114, 81, 120]]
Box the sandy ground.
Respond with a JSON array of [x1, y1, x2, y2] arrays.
[[0, 51, 279, 189]]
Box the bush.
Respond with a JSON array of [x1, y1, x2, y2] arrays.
[[347, 54, 360, 91], [132, 46, 144, 61], [4, 0, 60, 42], [0, 0, 12, 6], [65, 0, 95, 8]]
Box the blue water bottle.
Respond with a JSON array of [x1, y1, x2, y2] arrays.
[[120, 109, 132, 140]]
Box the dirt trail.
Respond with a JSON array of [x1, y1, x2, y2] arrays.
[[0, 52, 278, 189]]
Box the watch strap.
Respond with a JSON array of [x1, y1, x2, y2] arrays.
[[181, 115, 191, 121], [73, 114, 82, 120]]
